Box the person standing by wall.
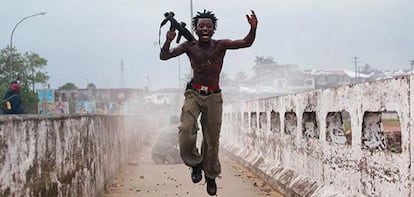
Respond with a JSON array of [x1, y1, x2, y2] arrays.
[[159, 9, 257, 196], [2, 81, 25, 114]]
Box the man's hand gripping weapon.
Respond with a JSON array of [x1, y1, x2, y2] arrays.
[[160, 11, 195, 43]]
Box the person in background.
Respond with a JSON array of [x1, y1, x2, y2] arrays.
[[151, 115, 182, 164], [159, 9, 257, 196], [2, 80, 25, 114]]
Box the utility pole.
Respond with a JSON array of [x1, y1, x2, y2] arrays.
[[352, 56, 359, 83], [190, 0, 194, 35], [120, 59, 125, 88], [188, 0, 195, 82], [410, 60, 414, 74], [146, 76, 152, 91], [178, 57, 181, 88]]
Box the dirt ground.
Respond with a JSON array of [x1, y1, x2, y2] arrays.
[[104, 134, 283, 197]]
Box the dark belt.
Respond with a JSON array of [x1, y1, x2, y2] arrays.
[[188, 82, 221, 96]]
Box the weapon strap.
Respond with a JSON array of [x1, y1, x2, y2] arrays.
[[2, 94, 18, 103], [158, 24, 162, 51], [159, 19, 169, 51]]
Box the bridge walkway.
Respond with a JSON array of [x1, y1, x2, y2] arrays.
[[104, 133, 283, 197]]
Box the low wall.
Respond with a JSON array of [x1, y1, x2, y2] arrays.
[[221, 75, 413, 196], [0, 114, 152, 197]]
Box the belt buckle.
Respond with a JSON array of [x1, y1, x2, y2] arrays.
[[199, 85, 209, 95]]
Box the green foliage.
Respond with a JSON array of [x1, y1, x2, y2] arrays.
[[20, 86, 38, 113], [0, 47, 49, 114], [0, 47, 49, 87], [87, 83, 96, 89], [58, 82, 78, 90], [254, 56, 276, 65], [343, 120, 352, 131], [234, 71, 248, 84], [220, 70, 232, 86]]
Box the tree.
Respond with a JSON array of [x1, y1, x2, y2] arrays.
[[58, 82, 78, 90], [0, 47, 49, 88], [254, 56, 276, 65], [0, 47, 49, 113], [234, 71, 248, 85], [220, 70, 232, 86], [361, 64, 379, 74], [87, 83, 96, 89]]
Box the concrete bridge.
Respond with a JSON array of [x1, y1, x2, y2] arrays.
[[0, 75, 412, 196]]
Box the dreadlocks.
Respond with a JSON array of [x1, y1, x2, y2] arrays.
[[192, 9, 218, 31]]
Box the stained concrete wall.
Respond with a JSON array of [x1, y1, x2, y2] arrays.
[[221, 75, 413, 196], [0, 114, 152, 197]]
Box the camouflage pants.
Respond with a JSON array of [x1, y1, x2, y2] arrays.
[[178, 89, 223, 179]]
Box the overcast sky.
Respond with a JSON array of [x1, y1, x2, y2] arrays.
[[1, 0, 413, 89]]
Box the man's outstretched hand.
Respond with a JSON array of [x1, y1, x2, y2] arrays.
[[246, 10, 258, 29]]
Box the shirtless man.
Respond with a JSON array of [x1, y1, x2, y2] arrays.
[[160, 10, 257, 196]]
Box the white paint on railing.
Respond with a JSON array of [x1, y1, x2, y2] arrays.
[[221, 75, 413, 196]]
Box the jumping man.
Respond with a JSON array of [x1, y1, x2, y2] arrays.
[[160, 9, 258, 196]]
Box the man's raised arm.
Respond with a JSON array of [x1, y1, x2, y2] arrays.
[[160, 31, 186, 60], [159, 30, 175, 60], [224, 10, 258, 49], [245, 10, 258, 45]]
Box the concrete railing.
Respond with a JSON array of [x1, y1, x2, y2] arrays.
[[221, 75, 413, 196], [0, 114, 153, 197]]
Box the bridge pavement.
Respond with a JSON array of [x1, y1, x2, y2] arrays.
[[104, 133, 283, 197]]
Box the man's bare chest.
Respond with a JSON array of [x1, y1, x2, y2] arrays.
[[188, 45, 224, 62]]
